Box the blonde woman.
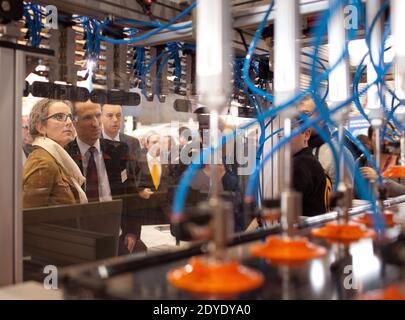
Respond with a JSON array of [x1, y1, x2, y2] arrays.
[[23, 99, 87, 208]]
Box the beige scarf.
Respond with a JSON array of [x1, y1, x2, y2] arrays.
[[32, 137, 88, 204]]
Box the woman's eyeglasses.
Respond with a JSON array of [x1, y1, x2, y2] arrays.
[[43, 113, 76, 122]]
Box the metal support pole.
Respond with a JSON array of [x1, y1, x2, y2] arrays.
[[367, 0, 384, 208], [328, 0, 351, 221], [274, 0, 301, 237], [366, 0, 383, 115], [0, 47, 24, 286], [196, 0, 231, 260]]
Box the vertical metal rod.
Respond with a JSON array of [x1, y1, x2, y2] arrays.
[[338, 125, 345, 188], [366, 0, 383, 112], [375, 127, 382, 173], [196, 0, 231, 261], [274, 0, 300, 238], [366, 0, 384, 217], [283, 118, 293, 190], [328, 0, 351, 222]]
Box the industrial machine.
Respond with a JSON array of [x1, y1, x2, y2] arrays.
[[0, 0, 405, 300]]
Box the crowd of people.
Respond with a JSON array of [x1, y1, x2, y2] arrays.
[[21, 97, 405, 255], [22, 99, 244, 255]]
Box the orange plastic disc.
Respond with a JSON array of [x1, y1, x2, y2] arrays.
[[357, 285, 405, 300], [382, 166, 405, 179], [311, 222, 375, 243], [167, 257, 264, 295], [353, 210, 396, 227], [250, 236, 327, 265]]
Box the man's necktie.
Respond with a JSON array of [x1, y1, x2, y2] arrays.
[[86, 146, 99, 201], [151, 160, 160, 190]]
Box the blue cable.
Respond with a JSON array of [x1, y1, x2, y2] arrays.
[[113, 18, 190, 31], [302, 52, 329, 100], [140, 49, 172, 97], [172, 54, 348, 217], [96, 2, 196, 45], [343, 128, 383, 185], [154, 43, 195, 97], [23, 3, 41, 47], [171, 0, 388, 222], [243, 1, 275, 103], [244, 99, 384, 233], [155, 51, 176, 97], [347, 147, 385, 233], [245, 105, 344, 201], [245, 87, 266, 205]]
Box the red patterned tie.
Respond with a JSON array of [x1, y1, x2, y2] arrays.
[[86, 146, 99, 201]]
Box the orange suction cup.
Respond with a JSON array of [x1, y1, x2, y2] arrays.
[[382, 166, 405, 179], [353, 210, 396, 227], [311, 222, 375, 243], [357, 285, 405, 300], [167, 257, 264, 296], [250, 236, 327, 265]]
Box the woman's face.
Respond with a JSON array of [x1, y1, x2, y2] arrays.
[[37, 102, 75, 147]]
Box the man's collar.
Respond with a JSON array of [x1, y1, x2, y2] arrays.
[[102, 128, 120, 141], [77, 137, 101, 155], [147, 152, 160, 163]]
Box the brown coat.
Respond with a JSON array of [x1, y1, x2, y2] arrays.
[[23, 146, 80, 208]]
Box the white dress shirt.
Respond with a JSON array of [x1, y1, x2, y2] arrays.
[[147, 152, 162, 186], [76, 138, 112, 202], [102, 128, 120, 142]]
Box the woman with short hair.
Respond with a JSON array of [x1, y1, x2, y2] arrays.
[[23, 99, 87, 208]]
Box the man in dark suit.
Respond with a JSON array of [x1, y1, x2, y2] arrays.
[[66, 100, 142, 254], [127, 131, 174, 227], [100, 104, 142, 161]]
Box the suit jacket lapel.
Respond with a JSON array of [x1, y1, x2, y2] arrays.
[[140, 155, 154, 189], [67, 140, 84, 173], [100, 139, 115, 186]]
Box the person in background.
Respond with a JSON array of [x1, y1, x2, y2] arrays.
[[289, 114, 331, 216], [190, 163, 244, 232], [101, 104, 142, 161], [247, 113, 330, 231], [178, 126, 192, 149], [359, 123, 405, 197], [365, 124, 398, 175], [137, 134, 147, 151], [131, 131, 174, 227], [172, 126, 195, 182], [161, 134, 176, 164], [356, 134, 372, 153], [23, 99, 87, 208], [298, 95, 355, 188]]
